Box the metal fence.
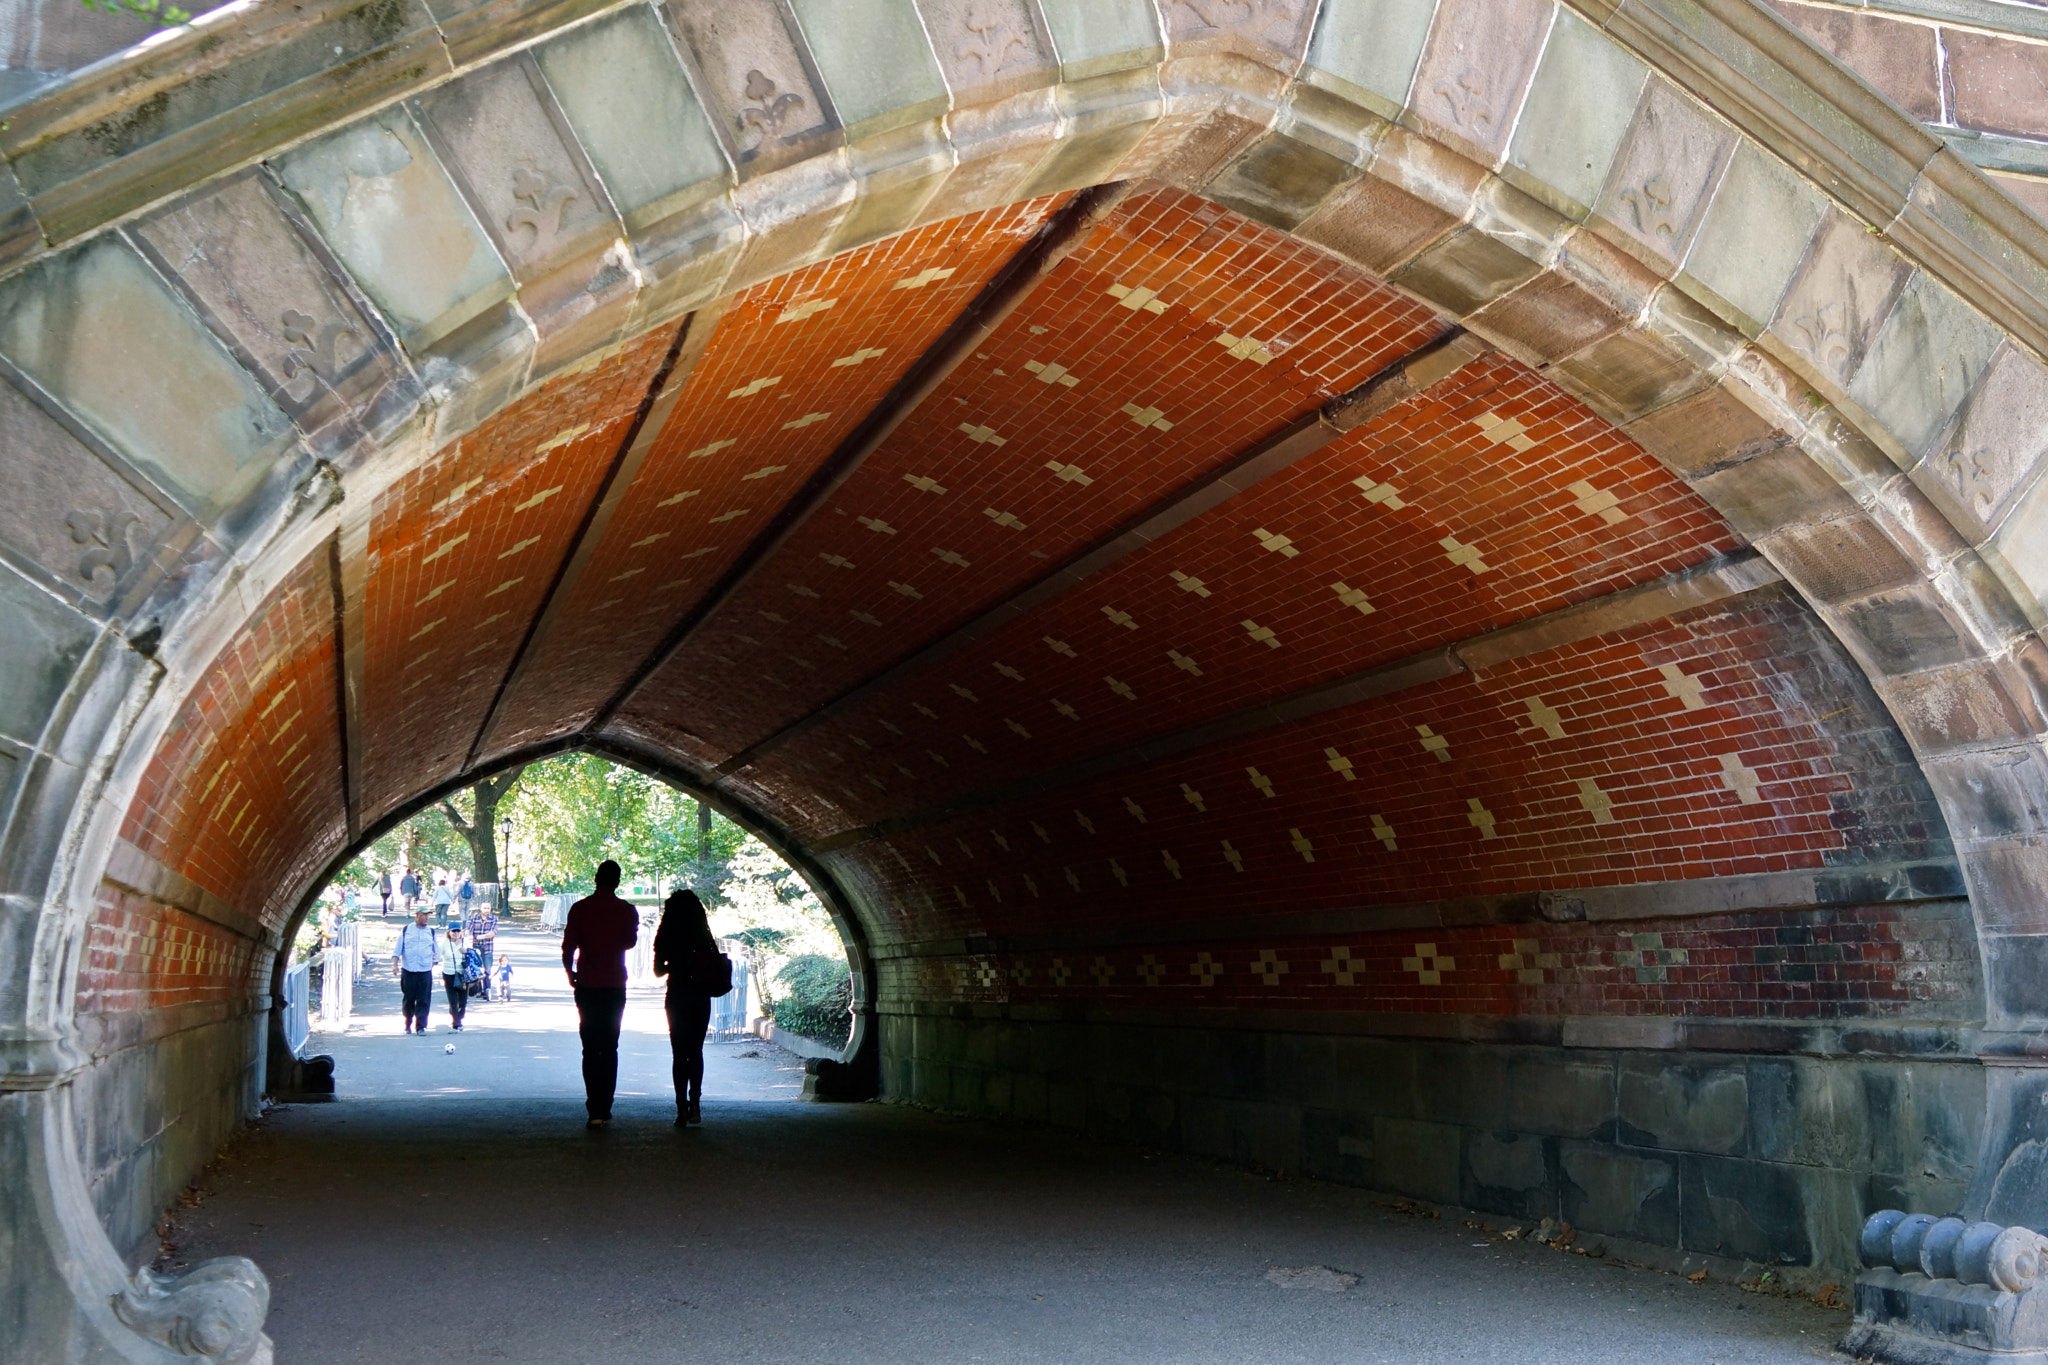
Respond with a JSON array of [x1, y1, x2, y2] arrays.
[[319, 945, 353, 1027], [282, 960, 310, 1056], [711, 957, 750, 1035]]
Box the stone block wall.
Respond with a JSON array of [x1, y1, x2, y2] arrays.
[[68, 1012, 263, 1259], [879, 1003, 1983, 1275]]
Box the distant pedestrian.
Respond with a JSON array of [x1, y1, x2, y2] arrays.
[[440, 926, 474, 1032], [378, 870, 393, 915], [392, 907, 439, 1034], [457, 875, 476, 926], [653, 888, 728, 1127], [399, 870, 419, 914], [433, 878, 453, 925], [495, 954, 514, 1003], [561, 860, 638, 1128], [467, 902, 498, 983], [341, 887, 359, 920]]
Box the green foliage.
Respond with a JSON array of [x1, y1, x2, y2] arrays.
[[772, 953, 851, 1044], [500, 754, 747, 894], [79, 0, 191, 27]]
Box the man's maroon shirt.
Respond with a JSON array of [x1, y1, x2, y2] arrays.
[[561, 890, 639, 988]]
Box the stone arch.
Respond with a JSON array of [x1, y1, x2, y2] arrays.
[[9, 0, 2048, 1358]]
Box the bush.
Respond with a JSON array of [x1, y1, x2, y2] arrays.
[[772, 953, 851, 1045]]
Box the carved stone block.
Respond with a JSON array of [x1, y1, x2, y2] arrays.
[[1595, 80, 1735, 266], [1769, 206, 1912, 396], [1846, 1211, 2048, 1363], [1405, 0, 1552, 164], [134, 170, 413, 450], [0, 374, 174, 609], [666, 0, 840, 177], [915, 0, 1057, 103], [1849, 272, 2005, 466], [113, 1257, 274, 1365], [1926, 342, 2048, 540]]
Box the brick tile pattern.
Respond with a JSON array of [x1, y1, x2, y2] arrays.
[[815, 591, 1947, 949], [119, 551, 346, 930], [494, 197, 1069, 756], [737, 350, 1737, 836], [355, 326, 679, 822], [76, 884, 268, 1019], [876, 899, 1979, 1020], [618, 188, 1450, 758]]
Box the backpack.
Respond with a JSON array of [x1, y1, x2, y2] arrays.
[[692, 949, 734, 998]]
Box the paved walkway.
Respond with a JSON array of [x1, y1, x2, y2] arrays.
[[167, 925, 1853, 1363]]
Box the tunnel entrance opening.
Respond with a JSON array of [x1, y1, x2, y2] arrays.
[[287, 750, 869, 1105]]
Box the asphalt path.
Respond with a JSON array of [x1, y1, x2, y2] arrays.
[[165, 924, 1853, 1363]]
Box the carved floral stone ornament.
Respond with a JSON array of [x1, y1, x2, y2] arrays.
[[280, 308, 358, 403], [957, 2, 1025, 76], [737, 69, 804, 152], [1847, 1210, 2048, 1360], [507, 167, 578, 262], [111, 1257, 274, 1364], [65, 507, 140, 587]]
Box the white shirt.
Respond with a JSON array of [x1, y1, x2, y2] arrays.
[[393, 922, 439, 972]]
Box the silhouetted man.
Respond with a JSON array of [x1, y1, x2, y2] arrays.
[[562, 860, 638, 1128]]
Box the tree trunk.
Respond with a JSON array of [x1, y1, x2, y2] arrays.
[[441, 767, 523, 883]]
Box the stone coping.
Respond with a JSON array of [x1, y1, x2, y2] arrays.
[[875, 995, 1984, 1058]]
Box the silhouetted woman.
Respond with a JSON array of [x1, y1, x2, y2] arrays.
[[652, 888, 718, 1126]]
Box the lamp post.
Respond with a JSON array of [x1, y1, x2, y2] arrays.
[[499, 817, 513, 911]]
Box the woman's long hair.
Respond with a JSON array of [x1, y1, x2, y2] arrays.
[[657, 887, 715, 956]]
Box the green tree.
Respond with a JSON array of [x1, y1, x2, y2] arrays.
[[438, 765, 523, 883]]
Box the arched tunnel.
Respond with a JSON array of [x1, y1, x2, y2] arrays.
[[9, 0, 2048, 1358]]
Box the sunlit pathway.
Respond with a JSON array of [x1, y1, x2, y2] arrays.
[[312, 922, 801, 1105], [164, 924, 1852, 1364]]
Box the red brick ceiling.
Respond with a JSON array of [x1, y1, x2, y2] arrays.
[[118, 182, 1944, 968]]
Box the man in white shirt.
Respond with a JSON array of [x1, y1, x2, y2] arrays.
[[391, 906, 440, 1034]]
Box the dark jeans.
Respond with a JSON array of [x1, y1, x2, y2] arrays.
[[400, 970, 433, 1029], [442, 973, 468, 1028], [574, 987, 628, 1119], [666, 994, 711, 1108]]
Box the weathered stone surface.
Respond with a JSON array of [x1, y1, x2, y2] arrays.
[[1764, 1, 1940, 123], [1405, 0, 1551, 164], [273, 107, 513, 352], [1036, 0, 1161, 81], [1503, 6, 1645, 217], [1769, 208, 1911, 396], [0, 236, 295, 518], [1848, 271, 2004, 466], [1302, 0, 1434, 117], [789, 0, 948, 138], [1680, 1154, 1812, 1264], [1595, 80, 1734, 267], [0, 562, 96, 748], [0, 375, 174, 611], [1922, 342, 2048, 541], [1560, 1141, 1679, 1245], [1681, 139, 1828, 336], [1946, 28, 2048, 143], [1618, 1055, 1749, 1156], [134, 170, 412, 446], [666, 0, 840, 177]]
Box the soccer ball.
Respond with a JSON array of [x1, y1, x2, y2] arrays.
[[443, 1043, 455, 1055]]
